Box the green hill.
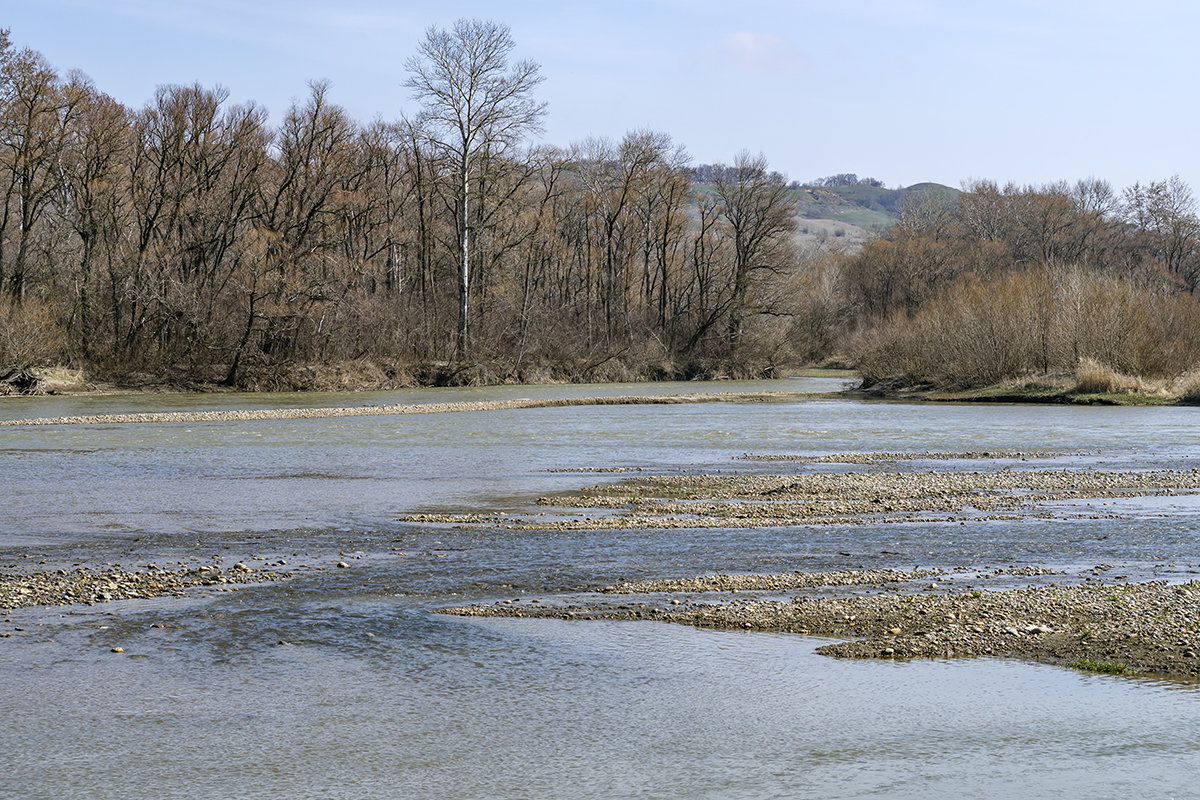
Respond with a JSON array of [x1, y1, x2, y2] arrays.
[[689, 176, 960, 248], [790, 182, 960, 232]]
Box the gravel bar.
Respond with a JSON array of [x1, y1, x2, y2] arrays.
[[442, 576, 1200, 678], [404, 467, 1200, 530], [0, 392, 797, 426], [0, 565, 289, 610]]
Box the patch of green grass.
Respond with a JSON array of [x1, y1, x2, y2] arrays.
[[824, 208, 894, 230], [1077, 660, 1128, 674], [1066, 391, 1169, 406]]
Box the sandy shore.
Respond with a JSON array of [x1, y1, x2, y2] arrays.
[[0, 391, 801, 426]]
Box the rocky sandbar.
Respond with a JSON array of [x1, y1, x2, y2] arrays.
[[442, 573, 1200, 678], [0, 565, 289, 611]]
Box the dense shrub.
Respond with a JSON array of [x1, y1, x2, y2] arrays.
[[0, 298, 66, 370], [853, 268, 1200, 389]]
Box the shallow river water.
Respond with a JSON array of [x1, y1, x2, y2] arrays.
[[2, 378, 1199, 799]]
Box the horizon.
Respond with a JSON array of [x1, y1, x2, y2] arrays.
[[6, 1, 1200, 194]]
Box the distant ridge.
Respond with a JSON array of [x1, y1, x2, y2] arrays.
[[790, 181, 960, 232], [689, 174, 959, 247]]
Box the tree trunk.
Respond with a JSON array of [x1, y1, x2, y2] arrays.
[[457, 162, 469, 358], [225, 290, 257, 386]]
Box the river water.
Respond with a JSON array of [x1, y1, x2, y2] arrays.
[[2, 378, 1198, 799]]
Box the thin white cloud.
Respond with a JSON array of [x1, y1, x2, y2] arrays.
[[692, 31, 806, 74]]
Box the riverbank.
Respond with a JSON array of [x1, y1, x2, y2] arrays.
[[854, 382, 1183, 406], [855, 361, 1200, 406], [442, 571, 1200, 678], [10, 358, 1199, 409], [2, 362, 856, 397]]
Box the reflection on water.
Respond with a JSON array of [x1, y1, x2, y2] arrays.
[[1, 381, 1199, 798]]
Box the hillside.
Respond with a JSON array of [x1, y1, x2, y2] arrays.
[[790, 182, 960, 232], [691, 177, 960, 250]]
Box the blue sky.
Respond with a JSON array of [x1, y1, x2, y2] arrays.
[[6, 0, 1200, 191]]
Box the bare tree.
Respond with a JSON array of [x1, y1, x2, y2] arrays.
[[711, 151, 796, 353], [404, 18, 545, 358], [896, 186, 956, 241], [0, 42, 80, 301], [60, 77, 130, 360], [1122, 176, 1200, 289], [572, 131, 676, 342]]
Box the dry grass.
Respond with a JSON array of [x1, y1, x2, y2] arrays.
[[35, 367, 88, 393], [1073, 357, 1148, 394], [1011, 373, 1072, 392], [1173, 370, 1200, 404], [0, 298, 66, 369], [1071, 357, 1200, 401], [854, 267, 1200, 395]]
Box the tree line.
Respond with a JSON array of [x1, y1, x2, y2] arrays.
[[3, 20, 1200, 393], [846, 178, 1200, 389], [0, 23, 801, 388]]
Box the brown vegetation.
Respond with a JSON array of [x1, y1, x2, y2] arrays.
[[2, 22, 1199, 395], [848, 179, 1200, 392], [0, 25, 820, 391], [854, 268, 1200, 390]]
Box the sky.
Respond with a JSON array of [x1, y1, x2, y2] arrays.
[[6, 0, 1200, 191]]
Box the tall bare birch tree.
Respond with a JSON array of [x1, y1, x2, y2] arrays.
[[404, 18, 545, 357]]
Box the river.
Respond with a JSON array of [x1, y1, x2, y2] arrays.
[[1, 378, 1198, 799]]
